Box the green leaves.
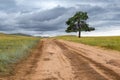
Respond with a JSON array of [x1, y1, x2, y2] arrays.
[[74, 11, 88, 20], [66, 23, 77, 32], [66, 11, 95, 32]]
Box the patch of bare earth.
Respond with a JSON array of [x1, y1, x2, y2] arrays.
[[1, 39, 120, 80]]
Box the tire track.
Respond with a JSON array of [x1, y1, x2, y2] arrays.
[[6, 40, 43, 80], [29, 39, 74, 80], [55, 40, 120, 80]]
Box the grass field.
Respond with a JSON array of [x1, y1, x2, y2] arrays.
[[0, 34, 40, 75], [56, 35, 120, 51]]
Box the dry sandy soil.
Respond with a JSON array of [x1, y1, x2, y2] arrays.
[[1, 39, 120, 80]]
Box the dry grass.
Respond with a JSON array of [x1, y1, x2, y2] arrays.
[[0, 34, 40, 75], [56, 35, 120, 51]]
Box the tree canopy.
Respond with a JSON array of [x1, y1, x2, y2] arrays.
[[66, 11, 95, 37]]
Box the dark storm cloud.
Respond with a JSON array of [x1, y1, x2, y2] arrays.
[[30, 7, 67, 21], [0, 0, 120, 36], [0, 24, 15, 31], [15, 6, 69, 32]]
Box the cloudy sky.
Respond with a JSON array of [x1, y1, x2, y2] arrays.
[[0, 0, 120, 36]]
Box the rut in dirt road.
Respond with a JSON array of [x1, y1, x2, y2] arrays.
[[1, 39, 120, 80], [55, 40, 120, 80]]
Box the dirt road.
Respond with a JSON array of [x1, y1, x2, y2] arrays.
[[2, 39, 120, 80]]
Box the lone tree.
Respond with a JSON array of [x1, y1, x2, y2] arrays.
[[66, 11, 95, 38]]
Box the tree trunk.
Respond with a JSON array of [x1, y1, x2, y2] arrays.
[[78, 21, 81, 38], [78, 29, 81, 38]]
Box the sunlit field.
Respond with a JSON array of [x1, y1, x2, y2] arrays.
[[56, 35, 120, 51], [0, 34, 39, 75]]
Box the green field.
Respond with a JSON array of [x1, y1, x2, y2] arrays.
[[56, 35, 120, 51], [0, 34, 39, 75]]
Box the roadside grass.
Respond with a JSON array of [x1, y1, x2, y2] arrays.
[[56, 35, 120, 51], [0, 34, 40, 75]]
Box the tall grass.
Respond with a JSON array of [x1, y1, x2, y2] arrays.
[[56, 35, 120, 51], [0, 34, 39, 75]]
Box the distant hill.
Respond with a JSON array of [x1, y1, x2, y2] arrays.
[[9, 33, 32, 37], [0, 33, 44, 38], [0, 32, 34, 37]]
